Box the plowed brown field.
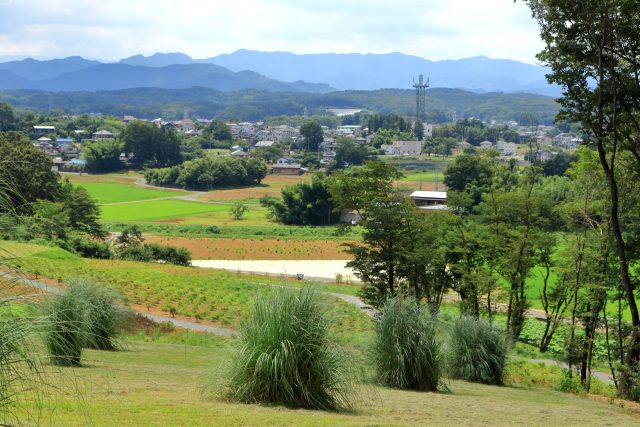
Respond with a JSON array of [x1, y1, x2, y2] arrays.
[[196, 174, 309, 201], [144, 235, 353, 260]]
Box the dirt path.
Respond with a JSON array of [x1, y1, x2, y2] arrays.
[[527, 358, 614, 385], [1, 271, 236, 337], [4, 270, 617, 385], [192, 259, 360, 282]]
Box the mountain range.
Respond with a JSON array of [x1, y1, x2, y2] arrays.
[[0, 50, 557, 95]]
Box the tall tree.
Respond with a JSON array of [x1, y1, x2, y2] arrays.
[[526, 0, 640, 398], [123, 120, 181, 167], [299, 121, 324, 152]]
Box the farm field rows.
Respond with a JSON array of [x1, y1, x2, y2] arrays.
[[100, 200, 272, 225], [1, 242, 366, 332], [14, 340, 640, 426], [144, 235, 352, 260]]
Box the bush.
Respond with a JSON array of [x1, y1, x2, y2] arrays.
[[64, 236, 112, 259], [67, 279, 127, 351], [44, 279, 127, 364], [118, 243, 192, 266], [222, 287, 355, 411], [44, 290, 87, 366], [372, 295, 442, 391], [448, 316, 508, 385]]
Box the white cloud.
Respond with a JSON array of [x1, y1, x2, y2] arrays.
[[0, 0, 544, 63]]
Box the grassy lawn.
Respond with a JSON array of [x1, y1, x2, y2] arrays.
[[64, 171, 188, 204], [14, 339, 639, 426]]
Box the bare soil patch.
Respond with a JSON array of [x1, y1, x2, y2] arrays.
[[145, 235, 353, 260], [197, 174, 309, 201]]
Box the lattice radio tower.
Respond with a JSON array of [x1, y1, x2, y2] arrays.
[[413, 74, 429, 123]]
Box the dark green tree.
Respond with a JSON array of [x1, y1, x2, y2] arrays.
[[84, 140, 123, 173], [123, 120, 181, 167], [261, 175, 338, 226], [0, 132, 61, 213], [300, 121, 324, 152], [332, 137, 369, 169], [0, 103, 18, 132], [525, 0, 640, 399], [413, 121, 424, 141]]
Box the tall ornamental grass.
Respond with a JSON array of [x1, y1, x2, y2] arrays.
[[67, 278, 126, 351], [0, 278, 41, 421], [372, 295, 442, 391], [448, 316, 508, 385], [44, 279, 127, 366], [44, 290, 87, 366], [223, 286, 355, 411]]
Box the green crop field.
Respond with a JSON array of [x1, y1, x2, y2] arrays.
[[99, 199, 272, 225], [13, 340, 638, 426], [2, 242, 366, 332], [77, 182, 186, 204]]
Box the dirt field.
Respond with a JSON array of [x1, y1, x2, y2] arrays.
[[196, 174, 309, 201], [145, 235, 353, 260]]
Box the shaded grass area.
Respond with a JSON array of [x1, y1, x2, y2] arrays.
[[0, 243, 367, 333], [14, 339, 639, 426]]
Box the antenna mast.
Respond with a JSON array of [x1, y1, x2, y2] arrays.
[[413, 74, 429, 123]]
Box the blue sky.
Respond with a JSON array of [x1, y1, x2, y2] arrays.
[[0, 0, 543, 63]]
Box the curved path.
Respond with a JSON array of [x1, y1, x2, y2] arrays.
[[4, 270, 615, 385], [0, 271, 236, 337]]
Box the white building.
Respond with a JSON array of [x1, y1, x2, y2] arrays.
[[410, 191, 448, 211], [381, 140, 423, 156], [496, 140, 517, 156]]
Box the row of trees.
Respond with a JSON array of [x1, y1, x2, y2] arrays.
[[433, 118, 520, 145], [328, 153, 639, 399], [525, 0, 640, 400], [144, 155, 267, 191]]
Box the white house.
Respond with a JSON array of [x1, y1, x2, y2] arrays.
[[381, 140, 423, 156], [410, 191, 448, 210], [496, 140, 517, 156]]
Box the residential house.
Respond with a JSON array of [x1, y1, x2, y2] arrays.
[[230, 150, 249, 157], [496, 140, 517, 156], [33, 125, 55, 134], [92, 130, 114, 139], [381, 140, 423, 156], [271, 157, 302, 175], [479, 140, 494, 150], [410, 191, 448, 211], [255, 140, 275, 148]]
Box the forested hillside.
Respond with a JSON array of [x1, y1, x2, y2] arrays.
[[0, 87, 559, 123]]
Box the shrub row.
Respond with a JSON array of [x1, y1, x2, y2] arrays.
[[144, 155, 267, 191], [220, 290, 508, 413]]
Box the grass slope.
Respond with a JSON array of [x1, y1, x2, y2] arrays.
[[16, 340, 639, 426]]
